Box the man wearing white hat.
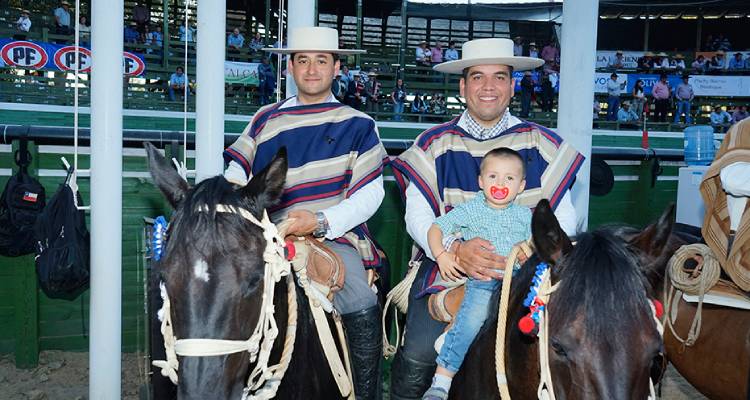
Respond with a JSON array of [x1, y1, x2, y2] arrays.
[[223, 26, 388, 399], [390, 38, 583, 399]]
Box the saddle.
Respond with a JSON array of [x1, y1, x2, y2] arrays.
[[284, 234, 346, 301], [428, 284, 466, 323]]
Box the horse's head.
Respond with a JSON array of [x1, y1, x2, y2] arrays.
[[530, 200, 675, 399], [145, 143, 287, 398]]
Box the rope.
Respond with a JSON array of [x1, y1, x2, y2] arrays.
[[382, 259, 421, 358], [663, 243, 721, 349], [494, 241, 533, 400]]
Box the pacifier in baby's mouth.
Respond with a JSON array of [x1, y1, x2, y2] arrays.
[[490, 186, 509, 200]]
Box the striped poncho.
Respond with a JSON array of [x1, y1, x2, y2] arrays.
[[392, 117, 584, 295], [392, 117, 584, 215], [224, 99, 390, 269]]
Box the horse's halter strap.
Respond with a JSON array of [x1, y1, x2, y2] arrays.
[[153, 204, 297, 400]]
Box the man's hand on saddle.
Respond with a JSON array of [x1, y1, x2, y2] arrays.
[[286, 210, 317, 236], [454, 238, 506, 281]]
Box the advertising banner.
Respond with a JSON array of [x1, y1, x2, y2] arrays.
[[224, 61, 259, 85], [596, 50, 642, 69], [0, 39, 146, 76]]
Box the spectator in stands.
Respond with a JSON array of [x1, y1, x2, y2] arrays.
[[541, 41, 559, 65], [617, 101, 639, 126], [519, 71, 534, 118], [631, 79, 645, 119], [513, 36, 523, 57], [654, 53, 670, 70], [416, 41, 431, 67], [249, 32, 264, 53], [346, 74, 366, 110], [692, 54, 707, 73], [331, 72, 346, 102], [732, 106, 749, 123], [729, 52, 745, 70], [147, 24, 163, 54], [258, 57, 275, 106], [78, 16, 91, 44], [652, 73, 671, 123], [606, 72, 625, 121], [430, 93, 447, 115], [539, 72, 554, 112], [54, 1, 73, 36], [132, 1, 150, 37], [365, 71, 382, 113], [391, 78, 407, 121], [14, 9, 31, 40], [124, 22, 139, 44], [168, 67, 188, 102], [710, 51, 727, 72], [227, 28, 245, 60], [745, 53, 750, 69], [444, 41, 459, 62], [431, 41, 444, 64], [340, 65, 353, 88], [674, 74, 694, 125], [637, 51, 654, 72], [671, 54, 686, 71], [710, 106, 732, 132], [528, 42, 539, 59], [411, 93, 428, 114], [179, 23, 195, 42], [609, 50, 625, 69]]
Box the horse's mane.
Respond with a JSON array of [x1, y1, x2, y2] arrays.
[[549, 227, 652, 340]]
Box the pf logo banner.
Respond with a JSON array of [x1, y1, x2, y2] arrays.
[[123, 51, 145, 76], [54, 46, 92, 72], [1, 41, 48, 69]]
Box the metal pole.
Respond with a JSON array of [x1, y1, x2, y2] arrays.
[[695, 16, 703, 51], [398, 0, 407, 74], [265, 0, 271, 43], [89, 0, 123, 398], [643, 13, 650, 51], [195, 0, 226, 182], [556, 0, 598, 230], [285, 0, 315, 97], [356, 0, 363, 66], [162, 0, 169, 68]]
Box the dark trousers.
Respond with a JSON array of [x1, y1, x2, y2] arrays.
[[655, 99, 670, 122], [391, 258, 446, 398], [520, 92, 532, 117]]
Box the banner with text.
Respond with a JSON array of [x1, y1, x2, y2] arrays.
[[594, 72, 750, 97], [512, 71, 560, 93], [596, 51, 642, 69], [0, 39, 146, 76], [225, 61, 260, 85]]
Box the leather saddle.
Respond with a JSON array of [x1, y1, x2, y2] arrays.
[[285, 235, 346, 301], [428, 284, 465, 323]]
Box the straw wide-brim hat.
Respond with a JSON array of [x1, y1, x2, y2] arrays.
[[21, 9, 30, 14], [657, 52, 668, 57], [263, 26, 365, 55], [434, 38, 543, 74], [674, 54, 684, 59]]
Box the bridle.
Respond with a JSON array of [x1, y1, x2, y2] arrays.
[[495, 243, 664, 400], [152, 205, 298, 400]]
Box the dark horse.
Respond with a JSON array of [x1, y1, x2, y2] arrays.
[[145, 143, 346, 399], [449, 200, 676, 399]]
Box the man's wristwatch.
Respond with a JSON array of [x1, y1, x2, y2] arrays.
[[312, 211, 330, 238]]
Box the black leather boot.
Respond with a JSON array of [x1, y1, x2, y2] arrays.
[[389, 350, 436, 400], [342, 305, 382, 400]]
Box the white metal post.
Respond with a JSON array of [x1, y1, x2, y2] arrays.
[[285, 0, 316, 97], [89, 0, 123, 398], [195, 0, 226, 182], [556, 0, 599, 230]]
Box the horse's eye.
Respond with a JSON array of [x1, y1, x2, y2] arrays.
[[550, 339, 568, 359]]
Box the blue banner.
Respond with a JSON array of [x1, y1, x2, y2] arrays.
[[624, 73, 684, 96], [0, 39, 146, 76]]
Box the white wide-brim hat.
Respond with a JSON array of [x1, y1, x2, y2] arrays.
[[263, 26, 366, 55], [434, 38, 543, 74]]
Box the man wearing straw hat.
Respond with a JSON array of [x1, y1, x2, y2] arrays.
[[223, 26, 388, 399], [390, 37, 583, 399]]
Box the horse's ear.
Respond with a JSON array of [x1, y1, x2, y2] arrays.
[[144, 142, 189, 208], [531, 199, 572, 264], [629, 203, 675, 257], [240, 147, 287, 208]]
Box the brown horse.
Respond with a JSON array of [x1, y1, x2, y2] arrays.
[[450, 200, 674, 399]]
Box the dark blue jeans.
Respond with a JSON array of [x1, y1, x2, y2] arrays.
[[607, 96, 620, 121]]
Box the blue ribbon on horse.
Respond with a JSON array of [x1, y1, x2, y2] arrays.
[[152, 216, 168, 261]]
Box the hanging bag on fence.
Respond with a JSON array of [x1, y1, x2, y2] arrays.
[[34, 169, 90, 300], [0, 136, 46, 257]]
